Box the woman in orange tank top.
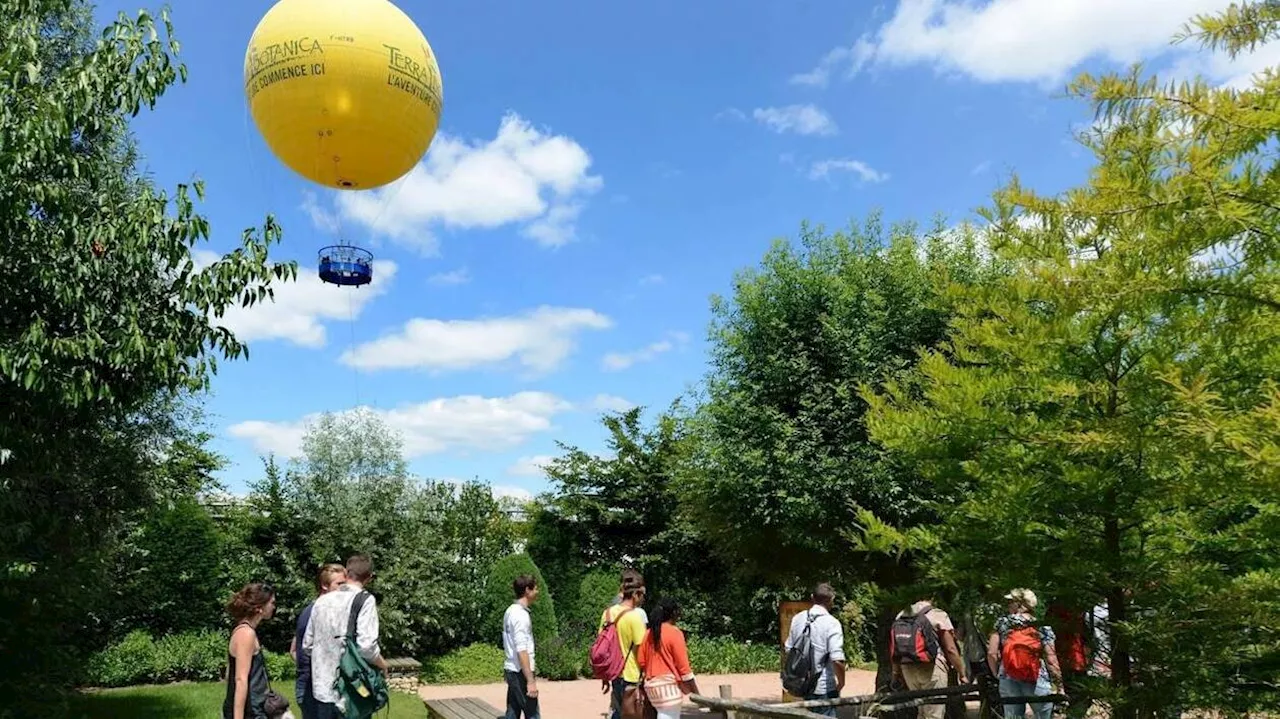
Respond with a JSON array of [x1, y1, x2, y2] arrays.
[[637, 598, 701, 719]]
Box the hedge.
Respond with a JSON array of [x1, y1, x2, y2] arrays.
[[85, 630, 295, 688], [419, 636, 779, 685]]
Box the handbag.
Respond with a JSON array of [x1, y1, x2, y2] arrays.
[[621, 683, 657, 719], [620, 638, 657, 719], [264, 689, 291, 719], [643, 638, 684, 710]]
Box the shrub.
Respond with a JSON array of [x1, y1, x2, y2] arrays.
[[569, 569, 620, 635], [483, 554, 558, 650], [84, 630, 295, 687], [420, 643, 505, 685], [686, 636, 778, 674], [536, 632, 591, 681]]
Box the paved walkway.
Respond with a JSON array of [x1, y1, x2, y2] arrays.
[[419, 670, 879, 718]]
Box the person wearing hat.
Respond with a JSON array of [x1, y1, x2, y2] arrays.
[[986, 589, 1064, 719]]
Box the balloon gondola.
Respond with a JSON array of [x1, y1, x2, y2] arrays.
[[318, 245, 373, 287]]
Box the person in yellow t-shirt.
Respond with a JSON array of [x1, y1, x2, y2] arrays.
[[599, 575, 648, 719]]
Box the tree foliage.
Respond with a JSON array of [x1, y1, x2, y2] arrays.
[[530, 406, 755, 639], [0, 0, 293, 709], [221, 410, 518, 656], [863, 5, 1280, 715], [681, 216, 995, 584], [483, 553, 559, 650]]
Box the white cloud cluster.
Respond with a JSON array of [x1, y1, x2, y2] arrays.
[[790, 38, 877, 87], [602, 332, 689, 371], [794, 0, 1244, 86], [506, 454, 556, 478], [330, 112, 603, 253], [339, 306, 613, 374], [210, 258, 398, 348], [752, 105, 838, 136], [428, 268, 471, 286], [809, 159, 890, 184], [590, 394, 637, 412], [227, 392, 573, 459]]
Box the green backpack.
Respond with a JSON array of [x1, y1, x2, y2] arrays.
[[335, 591, 389, 719]]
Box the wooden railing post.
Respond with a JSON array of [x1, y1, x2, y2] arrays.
[[720, 684, 736, 719]]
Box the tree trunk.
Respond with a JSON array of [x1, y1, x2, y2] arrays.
[[1105, 513, 1134, 719]]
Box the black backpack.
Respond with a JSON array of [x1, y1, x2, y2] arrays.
[[781, 612, 827, 697], [890, 603, 940, 665]]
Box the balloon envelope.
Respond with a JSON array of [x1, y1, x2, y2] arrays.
[[244, 0, 443, 190]]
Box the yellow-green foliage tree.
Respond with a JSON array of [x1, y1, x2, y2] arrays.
[[863, 3, 1279, 717]]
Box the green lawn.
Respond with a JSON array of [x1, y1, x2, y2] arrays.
[[73, 681, 428, 718]]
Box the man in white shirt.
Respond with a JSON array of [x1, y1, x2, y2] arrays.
[[302, 554, 388, 719], [503, 574, 541, 719], [785, 583, 847, 717]]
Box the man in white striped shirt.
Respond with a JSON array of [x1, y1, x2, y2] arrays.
[[502, 574, 541, 719]]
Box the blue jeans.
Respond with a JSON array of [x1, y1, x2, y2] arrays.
[[999, 677, 1052, 719], [505, 670, 540, 719], [805, 689, 840, 718]]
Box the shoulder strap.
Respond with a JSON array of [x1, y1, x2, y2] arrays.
[[346, 591, 371, 641], [605, 605, 634, 628]]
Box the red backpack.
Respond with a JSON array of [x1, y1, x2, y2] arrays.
[[1001, 623, 1044, 684], [589, 607, 634, 681]]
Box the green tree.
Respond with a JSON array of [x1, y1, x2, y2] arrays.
[[530, 406, 747, 639], [680, 215, 993, 586], [276, 410, 463, 656], [484, 553, 558, 650], [443, 481, 518, 645], [863, 6, 1280, 716], [0, 0, 293, 707], [114, 497, 227, 637]]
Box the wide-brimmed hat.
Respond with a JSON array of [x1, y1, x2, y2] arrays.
[[1004, 588, 1038, 610]]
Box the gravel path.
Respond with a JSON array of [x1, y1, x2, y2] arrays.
[[419, 669, 880, 718]]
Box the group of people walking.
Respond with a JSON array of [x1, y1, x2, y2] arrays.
[[783, 583, 1084, 719], [222, 561, 1084, 719], [502, 568, 701, 719], [223, 554, 387, 719]]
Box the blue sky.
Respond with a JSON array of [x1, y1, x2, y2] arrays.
[[90, 0, 1269, 498]]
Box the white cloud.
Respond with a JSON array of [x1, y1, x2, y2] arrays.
[[493, 485, 535, 502], [340, 306, 613, 373], [805, 0, 1234, 86], [602, 332, 688, 371], [506, 454, 556, 477], [809, 159, 890, 184], [715, 108, 748, 122], [639, 274, 664, 286], [752, 105, 838, 136], [791, 37, 877, 87], [212, 260, 398, 348], [428, 268, 471, 286], [227, 393, 573, 459], [301, 191, 340, 234], [591, 394, 637, 412], [971, 160, 993, 176], [1164, 34, 1280, 90], [329, 112, 602, 253]]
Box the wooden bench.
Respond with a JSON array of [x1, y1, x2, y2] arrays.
[[424, 697, 504, 719]]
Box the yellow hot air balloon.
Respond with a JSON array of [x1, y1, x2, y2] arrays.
[[244, 0, 443, 190]]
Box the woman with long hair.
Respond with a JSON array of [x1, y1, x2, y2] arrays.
[[637, 597, 699, 719], [224, 582, 277, 719]]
